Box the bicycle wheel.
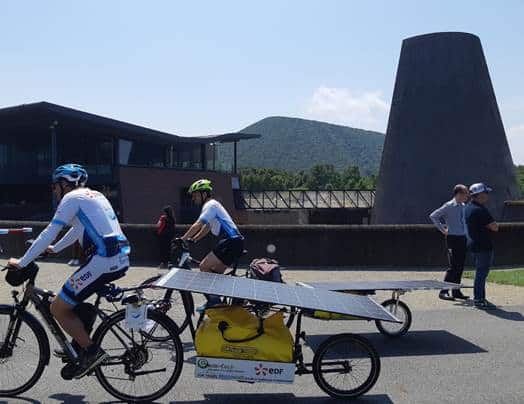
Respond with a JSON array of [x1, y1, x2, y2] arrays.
[[375, 299, 412, 338], [312, 333, 381, 399], [139, 275, 191, 335], [0, 305, 50, 396], [93, 309, 184, 403]]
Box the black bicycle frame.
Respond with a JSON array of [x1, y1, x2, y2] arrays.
[[3, 280, 78, 363], [3, 278, 127, 365]]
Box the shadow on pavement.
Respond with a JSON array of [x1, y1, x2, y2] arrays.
[[48, 394, 89, 403], [453, 301, 524, 321], [167, 393, 393, 403], [7, 394, 91, 404], [0, 397, 41, 404], [306, 330, 487, 357], [477, 307, 524, 321]]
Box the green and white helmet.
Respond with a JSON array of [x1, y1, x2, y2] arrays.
[[188, 179, 213, 194]]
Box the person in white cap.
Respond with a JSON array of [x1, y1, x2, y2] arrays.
[[464, 183, 498, 309]]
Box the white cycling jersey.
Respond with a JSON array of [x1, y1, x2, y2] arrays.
[[19, 187, 129, 268], [197, 199, 241, 239]]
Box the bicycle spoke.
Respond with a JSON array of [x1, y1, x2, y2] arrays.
[[0, 309, 46, 396], [95, 309, 183, 402]]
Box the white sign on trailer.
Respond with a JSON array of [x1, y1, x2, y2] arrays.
[[195, 357, 295, 384]]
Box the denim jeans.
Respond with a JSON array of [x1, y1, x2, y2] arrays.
[[472, 250, 494, 301]]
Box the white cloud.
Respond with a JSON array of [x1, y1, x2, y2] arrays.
[[507, 124, 524, 165], [304, 87, 389, 132]]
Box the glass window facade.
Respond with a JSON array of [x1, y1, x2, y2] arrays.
[[117, 139, 229, 172], [173, 143, 202, 170], [58, 132, 113, 177], [118, 139, 168, 168], [0, 130, 51, 184], [205, 143, 216, 171], [215, 142, 234, 173]]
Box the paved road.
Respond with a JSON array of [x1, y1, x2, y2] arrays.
[[0, 261, 523, 403]]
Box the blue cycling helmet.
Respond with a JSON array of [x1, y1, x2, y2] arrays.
[[52, 164, 88, 187]]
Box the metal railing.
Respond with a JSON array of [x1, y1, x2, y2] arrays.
[[234, 189, 375, 209]]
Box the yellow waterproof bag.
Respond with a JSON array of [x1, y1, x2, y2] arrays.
[[310, 310, 359, 320], [195, 306, 293, 363]]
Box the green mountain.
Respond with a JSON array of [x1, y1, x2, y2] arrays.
[[218, 117, 385, 176]]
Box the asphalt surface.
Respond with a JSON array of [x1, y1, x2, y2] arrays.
[[0, 261, 523, 404]]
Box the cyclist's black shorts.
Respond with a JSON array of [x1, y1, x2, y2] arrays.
[[213, 236, 244, 266]]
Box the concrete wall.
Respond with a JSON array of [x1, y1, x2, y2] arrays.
[[242, 210, 310, 225], [502, 201, 524, 221], [3, 220, 524, 267], [241, 208, 371, 225]]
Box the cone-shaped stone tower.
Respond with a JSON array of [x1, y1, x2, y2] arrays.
[[372, 32, 519, 224]]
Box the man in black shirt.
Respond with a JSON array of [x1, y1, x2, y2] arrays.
[[464, 183, 499, 309]]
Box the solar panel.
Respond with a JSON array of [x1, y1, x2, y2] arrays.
[[298, 280, 473, 292], [155, 268, 400, 322]]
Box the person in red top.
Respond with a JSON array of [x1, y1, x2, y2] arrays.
[[156, 205, 176, 268]]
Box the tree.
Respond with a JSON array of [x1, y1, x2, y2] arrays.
[[239, 165, 376, 190]]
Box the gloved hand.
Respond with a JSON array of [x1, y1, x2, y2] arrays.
[[171, 237, 189, 251]]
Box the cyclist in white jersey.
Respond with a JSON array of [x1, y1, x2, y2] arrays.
[[8, 164, 130, 379], [180, 179, 244, 274]]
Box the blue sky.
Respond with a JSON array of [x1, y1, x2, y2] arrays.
[[2, 1, 524, 162]]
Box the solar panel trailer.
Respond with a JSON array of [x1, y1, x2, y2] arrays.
[[298, 280, 471, 293], [296, 279, 473, 338], [155, 268, 400, 323], [152, 267, 394, 399]]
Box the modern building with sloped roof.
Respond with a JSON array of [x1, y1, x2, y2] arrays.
[[0, 101, 259, 223]]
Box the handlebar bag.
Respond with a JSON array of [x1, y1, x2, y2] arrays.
[[5, 262, 39, 286]]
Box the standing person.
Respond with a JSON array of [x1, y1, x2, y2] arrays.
[[429, 184, 470, 300], [465, 183, 498, 309], [8, 163, 130, 378], [156, 205, 176, 268]]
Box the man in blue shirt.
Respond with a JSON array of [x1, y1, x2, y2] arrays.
[[464, 183, 499, 309], [181, 179, 244, 274], [180, 179, 245, 312], [430, 184, 470, 300]]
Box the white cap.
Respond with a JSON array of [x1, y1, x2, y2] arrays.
[[469, 183, 493, 195]]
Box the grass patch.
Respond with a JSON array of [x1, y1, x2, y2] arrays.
[[463, 269, 524, 287]]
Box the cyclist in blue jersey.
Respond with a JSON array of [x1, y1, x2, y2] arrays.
[[8, 164, 130, 379], [180, 179, 244, 274]]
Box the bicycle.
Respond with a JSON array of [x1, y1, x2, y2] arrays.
[[139, 239, 296, 339], [0, 260, 184, 402]]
